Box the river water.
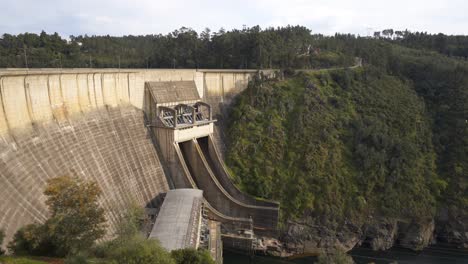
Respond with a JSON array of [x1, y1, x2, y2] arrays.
[[224, 244, 468, 264]]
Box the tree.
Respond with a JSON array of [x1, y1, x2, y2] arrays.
[[43, 176, 107, 256], [394, 31, 403, 39], [8, 176, 107, 257], [382, 29, 394, 38], [200, 28, 211, 42], [113, 204, 145, 241]]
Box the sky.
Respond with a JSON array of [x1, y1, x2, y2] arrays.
[[0, 0, 467, 37]]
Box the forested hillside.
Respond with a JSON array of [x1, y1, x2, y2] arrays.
[[227, 68, 439, 222], [2, 27, 466, 69], [0, 26, 353, 69], [225, 38, 467, 249]]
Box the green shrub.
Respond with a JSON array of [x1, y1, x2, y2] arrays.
[[171, 248, 214, 264], [64, 252, 89, 264], [316, 250, 354, 264], [104, 236, 174, 264], [7, 224, 54, 257], [114, 204, 145, 241], [91, 204, 146, 260]]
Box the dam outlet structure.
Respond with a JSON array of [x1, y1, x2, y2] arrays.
[[0, 68, 280, 261], [145, 80, 280, 259]]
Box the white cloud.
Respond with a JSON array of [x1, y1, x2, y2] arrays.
[[248, 0, 468, 35], [0, 0, 467, 36]]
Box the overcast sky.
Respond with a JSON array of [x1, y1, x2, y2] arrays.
[[1, 0, 467, 37]]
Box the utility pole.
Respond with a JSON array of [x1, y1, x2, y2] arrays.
[[89, 55, 92, 68], [23, 46, 28, 68], [118, 55, 121, 69]]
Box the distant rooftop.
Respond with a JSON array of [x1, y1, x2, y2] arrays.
[[148, 189, 203, 251], [146, 81, 200, 105]]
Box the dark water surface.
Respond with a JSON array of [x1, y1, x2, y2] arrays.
[[224, 244, 468, 264]]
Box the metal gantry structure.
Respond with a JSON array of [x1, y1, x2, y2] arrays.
[[158, 101, 213, 128]]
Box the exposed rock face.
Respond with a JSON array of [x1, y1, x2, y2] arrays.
[[397, 220, 435, 251], [282, 218, 361, 255], [436, 207, 468, 248], [282, 217, 445, 254], [363, 219, 398, 251]]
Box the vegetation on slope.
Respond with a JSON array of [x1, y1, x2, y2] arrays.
[[226, 67, 441, 224], [225, 38, 467, 234], [344, 39, 467, 226], [390, 31, 468, 59]]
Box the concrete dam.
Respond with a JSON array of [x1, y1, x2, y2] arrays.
[[0, 68, 280, 255]]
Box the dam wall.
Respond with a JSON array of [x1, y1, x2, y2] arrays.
[[0, 68, 261, 248], [0, 106, 169, 247], [0, 68, 259, 138]]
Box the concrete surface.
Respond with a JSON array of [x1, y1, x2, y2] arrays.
[[0, 106, 169, 247], [149, 189, 203, 251]]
